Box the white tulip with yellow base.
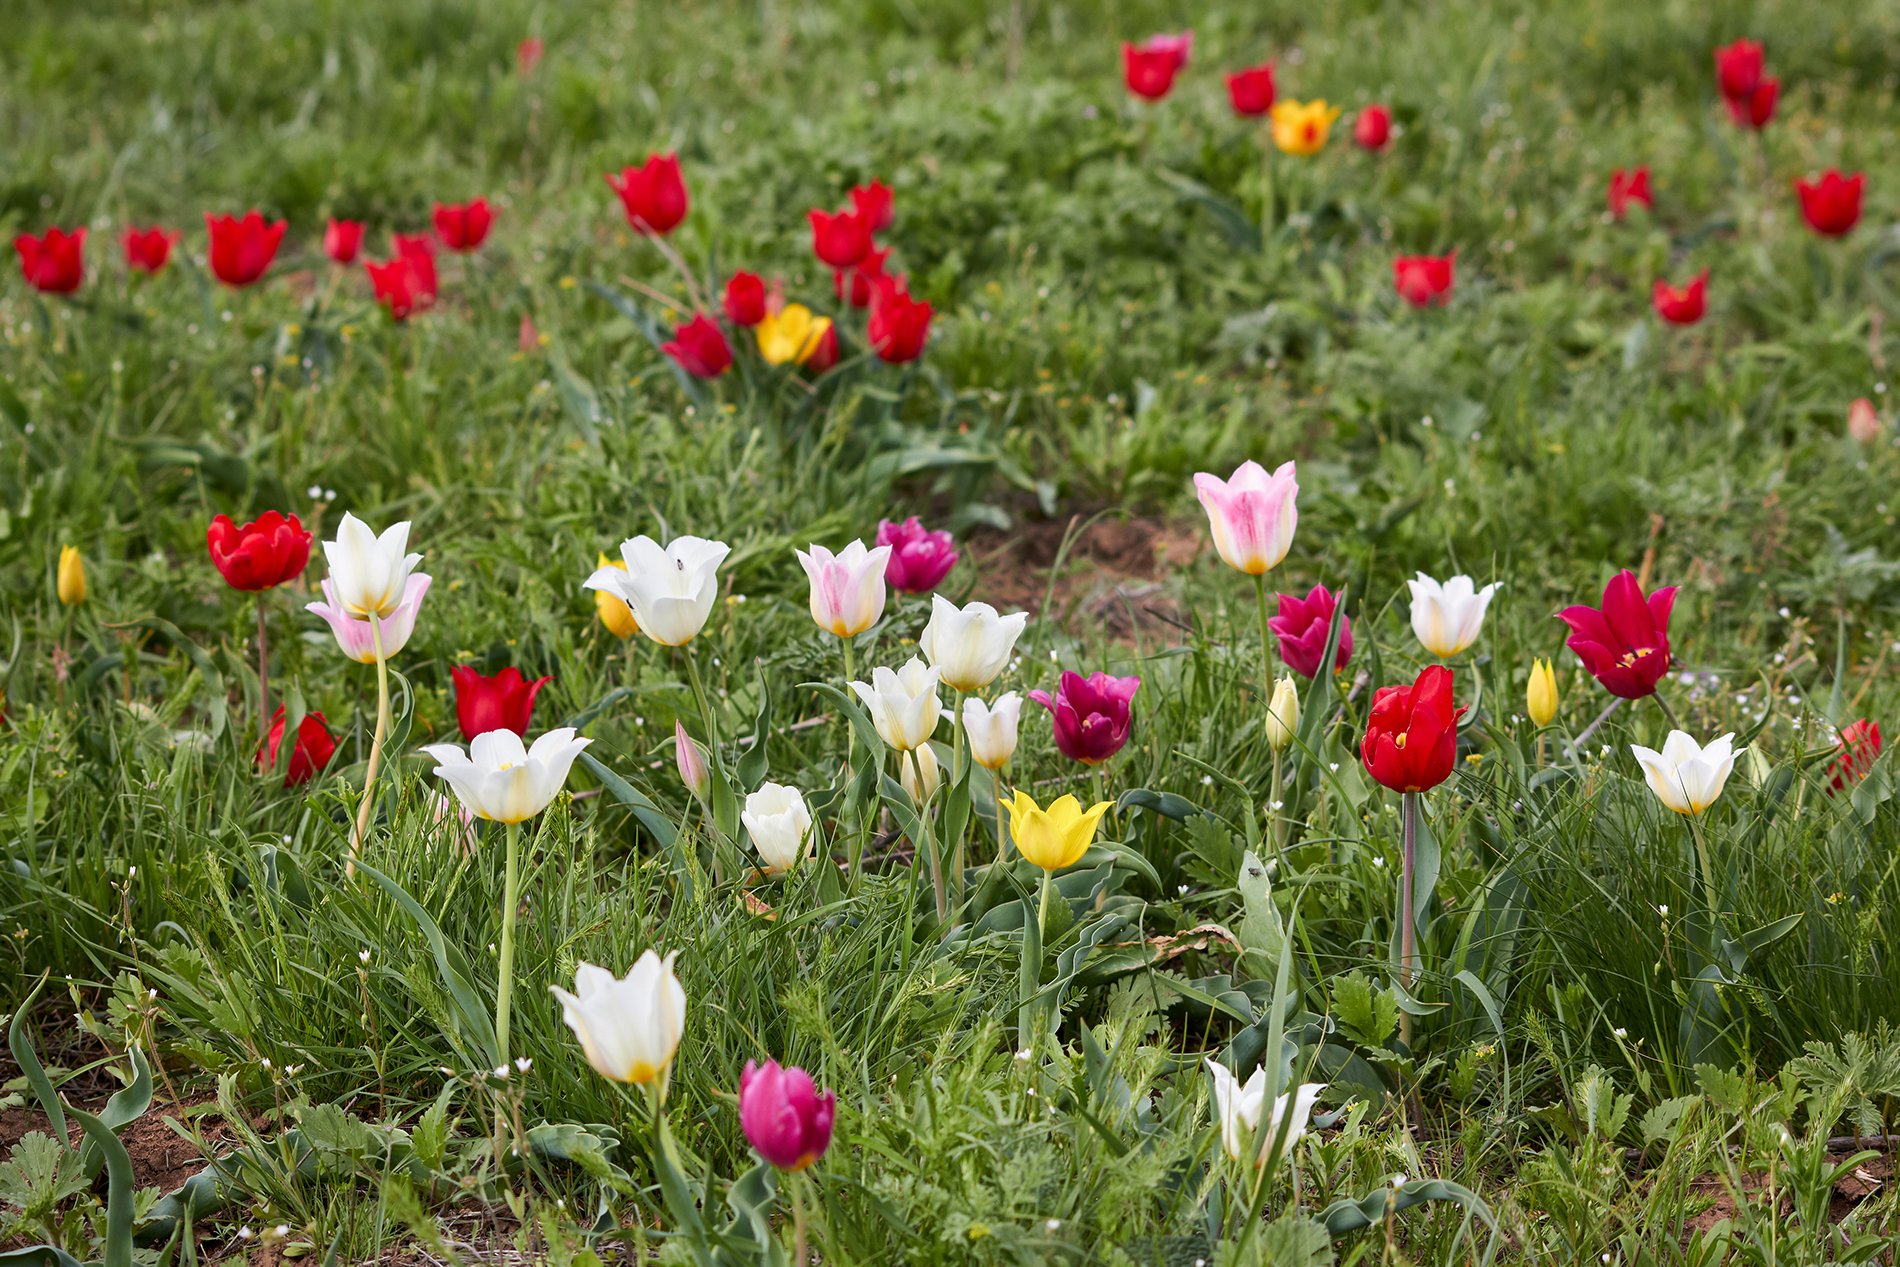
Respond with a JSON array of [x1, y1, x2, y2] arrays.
[[551, 951, 687, 1087]]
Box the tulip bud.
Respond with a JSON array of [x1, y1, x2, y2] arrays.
[[1264, 678, 1299, 752], [1848, 398, 1882, 444], [740, 1060, 836, 1171], [963, 693, 1022, 771], [741, 782, 813, 875], [57, 545, 86, 606], [900, 745, 942, 805], [1526, 659, 1559, 727], [675, 721, 710, 799]]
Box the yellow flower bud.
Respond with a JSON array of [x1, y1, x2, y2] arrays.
[[594, 553, 639, 639], [1526, 658, 1559, 728], [1005, 789, 1111, 873], [57, 546, 86, 606], [1265, 677, 1300, 752]]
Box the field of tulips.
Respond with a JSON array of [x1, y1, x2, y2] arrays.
[[5, 0, 1900, 1263]]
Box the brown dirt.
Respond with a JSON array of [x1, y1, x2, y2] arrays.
[[1683, 1151, 1893, 1235], [968, 509, 1205, 642]]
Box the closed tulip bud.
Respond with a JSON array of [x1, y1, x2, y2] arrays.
[[1713, 39, 1764, 102], [56, 546, 87, 606], [900, 745, 942, 806], [1630, 731, 1740, 816], [585, 536, 730, 648], [14, 228, 87, 294], [1206, 1059, 1326, 1166], [1393, 252, 1456, 308], [550, 951, 686, 1086], [1225, 64, 1276, 117], [432, 198, 495, 252], [741, 782, 813, 875], [675, 722, 710, 799], [963, 693, 1022, 770], [422, 728, 592, 824], [1526, 659, 1559, 727], [1193, 460, 1298, 576], [121, 226, 178, 275], [1652, 270, 1709, 325], [593, 553, 640, 639], [605, 154, 689, 236], [798, 540, 892, 638], [723, 271, 768, 327], [920, 595, 1029, 692], [1847, 398, 1882, 444], [849, 658, 942, 752], [1265, 678, 1299, 752], [323, 218, 365, 265], [740, 1060, 836, 1171], [1006, 790, 1111, 872], [204, 211, 286, 288], [1353, 104, 1392, 151], [1268, 99, 1341, 156], [755, 303, 834, 367], [1407, 572, 1499, 659]]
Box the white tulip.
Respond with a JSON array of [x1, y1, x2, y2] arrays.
[[919, 595, 1029, 692], [796, 540, 892, 638], [1630, 731, 1740, 816], [1407, 572, 1500, 658], [550, 951, 686, 1086], [322, 513, 423, 618], [848, 658, 941, 752], [962, 693, 1022, 770], [584, 535, 731, 647], [741, 782, 813, 875], [900, 745, 942, 805], [1265, 677, 1300, 752], [420, 727, 593, 824], [1205, 1059, 1326, 1166]]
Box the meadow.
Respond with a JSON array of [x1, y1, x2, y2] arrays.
[[3, 0, 1900, 1262]]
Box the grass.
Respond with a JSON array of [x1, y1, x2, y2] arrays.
[[3, 0, 1900, 1262]]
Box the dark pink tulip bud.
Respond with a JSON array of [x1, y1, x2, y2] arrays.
[[1269, 584, 1353, 679], [739, 1059, 835, 1171], [876, 517, 958, 594]]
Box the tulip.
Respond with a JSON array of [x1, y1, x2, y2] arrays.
[[121, 227, 177, 275], [257, 707, 337, 787], [551, 951, 687, 1086], [756, 304, 834, 367], [1353, 104, 1392, 151], [1526, 659, 1559, 727], [1796, 170, 1865, 239], [323, 218, 365, 265], [1828, 720, 1882, 795], [1268, 99, 1341, 156], [739, 1060, 836, 1171], [320, 514, 420, 619], [920, 595, 1028, 693], [1361, 665, 1464, 795], [452, 666, 552, 741], [1268, 584, 1352, 679], [1607, 167, 1653, 219], [56, 546, 86, 606], [205, 512, 311, 591], [876, 517, 957, 593], [741, 782, 814, 875], [834, 246, 891, 309], [307, 575, 432, 664], [1407, 572, 1499, 659], [850, 180, 894, 233], [1652, 270, 1708, 325], [1848, 398, 1883, 444], [662, 313, 732, 379], [1725, 79, 1778, 130], [517, 36, 544, 77], [1029, 671, 1140, 765], [1193, 460, 1298, 577], [432, 198, 495, 252], [1206, 1060, 1326, 1167], [1121, 31, 1191, 101], [1393, 252, 1455, 308], [1225, 65, 1276, 117], [848, 658, 942, 752], [723, 271, 768, 327], [593, 553, 640, 639], [900, 745, 942, 806], [585, 535, 731, 647], [366, 254, 428, 322], [805, 324, 841, 374], [422, 727, 591, 824], [606, 154, 689, 235], [1714, 39, 1765, 102], [963, 693, 1022, 770], [808, 207, 873, 270], [675, 721, 710, 799], [14, 228, 86, 293], [1631, 731, 1739, 816], [867, 278, 932, 363], [1006, 790, 1110, 872], [394, 233, 440, 301], [1264, 678, 1299, 752], [1558, 570, 1676, 700], [205, 211, 286, 287], [798, 540, 893, 638]]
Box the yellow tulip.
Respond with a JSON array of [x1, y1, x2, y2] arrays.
[[1006, 789, 1110, 872], [755, 303, 832, 367], [1526, 659, 1558, 727], [594, 553, 639, 639], [1268, 99, 1341, 156], [56, 545, 86, 606]]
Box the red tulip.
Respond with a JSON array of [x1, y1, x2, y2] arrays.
[[394, 233, 439, 303], [867, 278, 932, 363], [662, 313, 732, 378], [1724, 77, 1778, 130], [366, 236, 437, 322], [517, 36, 545, 77], [1122, 31, 1191, 101], [324, 219, 365, 265], [834, 246, 892, 309], [806, 322, 841, 374], [451, 665, 552, 741], [258, 707, 337, 787], [1651, 270, 1708, 325], [1354, 104, 1392, 151], [1269, 583, 1353, 679], [1827, 720, 1882, 795], [850, 180, 894, 234], [1361, 664, 1464, 794], [1713, 39, 1764, 102], [13, 228, 86, 293], [1558, 570, 1677, 700], [723, 271, 768, 327], [606, 154, 689, 236], [121, 226, 177, 275], [809, 207, 873, 269], [1393, 252, 1455, 308], [1030, 671, 1140, 765], [876, 517, 958, 593], [1796, 170, 1864, 238], [205, 211, 286, 287], [1607, 167, 1653, 218], [207, 512, 313, 591], [1225, 65, 1276, 117], [433, 199, 495, 252], [739, 1060, 835, 1172]]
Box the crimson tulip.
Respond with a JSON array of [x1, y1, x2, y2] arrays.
[[208, 512, 312, 591], [1030, 671, 1140, 765], [806, 323, 841, 373], [834, 246, 892, 309], [433, 199, 495, 252], [739, 1060, 835, 1172], [851, 180, 894, 233], [324, 218, 365, 265], [606, 154, 689, 235], [1796, 170, 1864, 238], [1724, 78, 1777, 130], [1361, 664, 1464, 794], [1652, 270, 1708, 325], [1122, 31, 1190, 101], [1558, 570, 1676, 700], [121, 227, 177, 275], [258, 707, 337, 787], [393, 234, 439, 302], [451, 665, 552, 741], [723, 271, 768, 327], [14, 228, 86, 293], [1354, 104, 1392, 151], [1714, 39, 1764, 101], [1225, 65, 1276, 117], [662, 313, 732, 378], [1269, 583, 1352, 680], [1828, 720, 1882, 795], [517, 36, 544, 77], [205, 211, 286, 287], [1607, 167, 1652, 219], [1393, 252, 1454, 308], [809, 207, 873, 269], [366, 253, 428, 321], [876, 517, 957, 593], [868, 278, 932, 363]]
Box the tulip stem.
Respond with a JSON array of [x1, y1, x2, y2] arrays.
[[950, 690, 967, 904], [1398, 791, 1419, 1049], [789, 1172, 810, 1267], [255, 596, 271, 746], [1260, 141, 1276, 249], [1686, 812, 1720, 929], [347, 616, 392, 877], [1253, 574, 1276, 700], [1654, 691, 1682, 734], [495, 820, 522, 1067]]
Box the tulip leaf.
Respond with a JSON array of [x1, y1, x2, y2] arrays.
[[1318, 1176, 1496, 1236], [71, 1106, 135, 1267], [7, 972, 64, 1139], [355, 861, 499, 1067], [132, 615, 228, 743], [80, 1045, 153, 1179], [578, 752, 678, 847], [735, 661, 773, 793], [582, 281, 706, 408], [1152, 168, 1261, 252]]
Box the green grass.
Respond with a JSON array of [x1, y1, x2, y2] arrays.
[[3, 0, 1900, 1262]]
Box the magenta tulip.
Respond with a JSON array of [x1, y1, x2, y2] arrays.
[[1269, 584, 1353, 679], [876, 517, 958, 594], [739, 1059, 835, 1171], [1030, 671, 1140, 765]]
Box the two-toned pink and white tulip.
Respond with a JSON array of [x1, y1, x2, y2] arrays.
[[321, 513, 423, 619], [962, 693, 1022, 770], [919, 595, 1028, 693], [1193, 460, 1299, 576], [551, 951, 687, 1088], [307, 575, 432, 664], [849, 658, 942, 752], [1406, 572, 1499, 659], [741, 782, 813, 875], [585, 535, 731, 647], [797, 539, 893, 638]]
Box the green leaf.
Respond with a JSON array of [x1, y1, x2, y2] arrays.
[[1318, 1176, 1496, 1236], [7, 974, 64, 1140], [1235, 851, 1286, 983], [579, 751, 680, 847], [70, 1107, 134, 1267], [1332, 971, 1400, 1048], [355, 862, 499, 1067]]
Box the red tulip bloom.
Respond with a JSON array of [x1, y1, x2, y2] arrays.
[[1030, 671, 1141, 765], [1724, 78, 1778, 130], [806, 323, 841, 374], [1796, 170, 1865, 238], [1361, 664, 1464, 794], [517, 36, 544, 77], [207, 511, 313, 591], [1828, 720, 1882, 795], [723, 271, 768, 327], [394, 233, 439, 303], [14, 228, 86, 293], [1558, 570, 1677, 700], [1393, 252, 1455, 308], [1607, 167, 1653, 219], [205, 211, 286, 287], [606, 154, 689, 236], [739, 1060, 835, 1172], [662, 313, 732, 378], [1713, 39, 1764, 102], [809, 207, 873, 270], [1122, 31, 1191, 101], [1225, 65, 1276, 117], [121, 226, 177, 275], [834, 246, 892, 309], [850, 180, 894, 234], [451, 665, 552, 741], [876, 517, 958, 593], [324, 218, 365, 265], [1269, 583, 1353, 679], [258, 707, 337, 787], [366, 243, 435, 322], [1652, 270, 1708, 325], [433, 199, 495, 252], [1354, 104, 1392, 150], [867, 278, 932, 363]]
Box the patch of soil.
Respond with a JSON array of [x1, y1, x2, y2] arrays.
[[969, 509, 1205, 642], [1683, 1151, 1892, 1235], [0, 1097, 232, 1195]]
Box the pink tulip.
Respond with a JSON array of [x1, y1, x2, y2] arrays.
[[1269, 584, 1353, 679], [739, 1059, 835, 1171], [876, 517, 958, 594], [1192, 460, 1299, 576], [1030, 671, 1140, 765]]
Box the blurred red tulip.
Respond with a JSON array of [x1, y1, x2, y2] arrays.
[[1828, 719, 1883, 794], [1796, 170, 1864, 238], [1713, 39, 1764, 102], [122, 226, 177, 275], [1651, 270, 1708, 325], [205, 211, 286, 287], [1122, 31, 1191, 101], [207, 511, 312, 591], [14, 227, 86, 293], [809, 207, 872, 269], [867, 278, 932, 363], [517, 37, 544, 77], [1362, 664, 1463, 793], [1354, 104, 1392, 150], [806, 323, 840, 373], [366, 257, 425, 321], [1607, 167, 1653, 219], [519, 313, 541, 352], [1724, 78, 1777, 130], [324, 219, 365, 265], [606, 154, 689, 236], [433, 199, 495, 252], [394, 233, 439, 303], [850, 180, 894, 234], [1225, 65, 1276, 117], [724, 271, 768, 327], [662, 313, 732, 378], [1393, 252, 1454, 307], [259, 707, 337, 787], [1848, 397, 1882, 444], [834, 246, 891, 309], [452, 665, 551, 741]]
